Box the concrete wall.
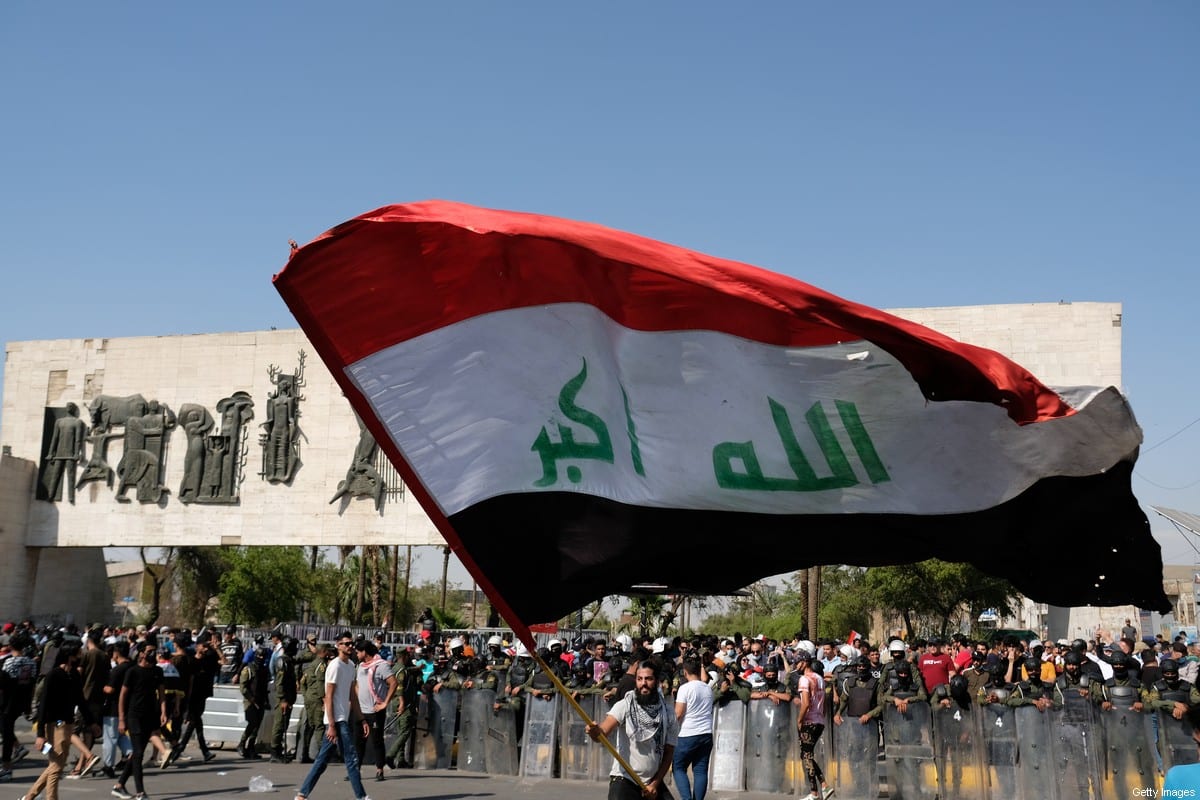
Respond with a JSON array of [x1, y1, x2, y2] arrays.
[[1, 329, 443, 549]]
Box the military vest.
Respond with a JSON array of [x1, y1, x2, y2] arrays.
[[843, 678, 878, 717]]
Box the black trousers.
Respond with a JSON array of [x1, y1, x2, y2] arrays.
[[118, 725, 151, 794], [173, 698, 212, 757], [609, 775, 674, 800], [242, 704, 264, 750]]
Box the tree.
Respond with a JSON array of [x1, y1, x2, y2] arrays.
[[218, 546, 312, 626], [864, 560, 1019, 639], [139, 546, 175, 626], [172, 546, 229, 625], [815, 566, 872, 640]]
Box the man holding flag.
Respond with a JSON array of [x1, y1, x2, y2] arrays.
[[587, 662, 677, 800]]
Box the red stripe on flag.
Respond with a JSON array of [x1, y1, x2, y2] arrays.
[[275, 200, 1071, 426]]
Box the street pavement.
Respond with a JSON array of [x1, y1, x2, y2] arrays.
[[5, 744, 799, 800]]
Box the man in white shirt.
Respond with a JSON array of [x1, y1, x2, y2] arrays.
[[588, 663, 678, 800], [295, 633, 371, 800], [672, 659, 713, 800]]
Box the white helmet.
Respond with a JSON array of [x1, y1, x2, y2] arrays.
[[514, 642, 530, 658], [652, 637, 667, 654], [889, 640, 906, 653], [548, 638, 563, 649], [487, 635, 502, 647], [449, 637, 464, 650], [615, 634, 633, 653]]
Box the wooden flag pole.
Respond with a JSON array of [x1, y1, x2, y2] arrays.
[[530, 649, 648, 792]]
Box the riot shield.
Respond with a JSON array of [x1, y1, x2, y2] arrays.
[[485, 700, 520, 776], [1100, 705, 1155, 798], [709, 700, 746, 792], [458, 689, 493, 773], [1160, 708, 1200, 773], [931, 703, 984, 800], [560, 692, 596, 781], [429, 688, 458, 769], [592, 694, 614, 781], [1049, 703, 1105, 800], [413, 693, 438, 769], [831, 715, 880, 799], [1013, 704, 1056, 800], [882, 702, 936, 800], [979, 702, 1018, 800], [744, 698, 794, 793], [520, 694, 560, 779]]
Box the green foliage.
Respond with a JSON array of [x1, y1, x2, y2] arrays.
[[816, 566, 872, 640], [218, 546, 312, 627], [863, 559, 1018, 639], [173, 547, 230, 625]]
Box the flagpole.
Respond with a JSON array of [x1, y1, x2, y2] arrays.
[[530, 650, 648, 793]]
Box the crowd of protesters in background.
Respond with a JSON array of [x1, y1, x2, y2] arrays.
[[2, 615, 1198, 800]]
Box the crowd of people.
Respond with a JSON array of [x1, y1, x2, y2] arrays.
[[3, 617, 1199, 800]]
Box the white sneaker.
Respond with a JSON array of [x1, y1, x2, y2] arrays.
[[823, 789, 836, 799], [799, 793, 819, 800]]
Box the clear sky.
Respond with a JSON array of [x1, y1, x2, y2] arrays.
[[2, 3, 1198, 581]]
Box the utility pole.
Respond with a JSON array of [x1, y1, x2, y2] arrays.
[[440, 546, 451, 613]]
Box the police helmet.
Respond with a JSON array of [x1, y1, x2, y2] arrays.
[[1161, 658, 1180, 675], [1063, 650, 1083, 666], [895, 660, 913, 678], [449, 637, 464, 651], [1022, 654, 1040, 675], [487, 635, 503, 647], [283, 636, 299, 656]]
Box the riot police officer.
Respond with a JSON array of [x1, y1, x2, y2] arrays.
[[269, 636, 299, 762]]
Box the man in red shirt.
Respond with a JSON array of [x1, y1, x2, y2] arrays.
[[917, 637, 956, 692], [951, 634, 974, 674]]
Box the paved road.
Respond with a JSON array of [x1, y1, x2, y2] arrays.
[[6, 746, 798, 800]]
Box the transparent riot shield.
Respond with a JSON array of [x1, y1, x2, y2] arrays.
[[413, 693, 437, 769], [1013, 704, 1057, 800], [831, 715, 880, 799], [458, 688, 494, 773], [1049, 703, 1105, 800], [520, 693, 560, 778], [485, 700, 520, 776], [1159, 708, 1200, 773], [931, 703, 984, 800], [744, 698, 794, 793], [429, 687, 458, 769], [560, 692, 596, 781], [1100, 704, 1155, 798], [883, 701, 936, 800], [979, 702, 1018, 800], [593, 695, 614, 781], [709, 700, 746, 792]]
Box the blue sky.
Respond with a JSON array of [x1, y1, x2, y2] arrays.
[[2, 3, 1198, 573]]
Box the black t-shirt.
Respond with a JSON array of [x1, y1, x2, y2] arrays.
[[191, 649, 219, 701], [105, 661, 132, 718], [123, 663, 164, 730]]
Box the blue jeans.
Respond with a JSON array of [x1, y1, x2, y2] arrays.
[[672, 732, 713, 800], [298, 720, 367, 800], [102, 715, 132, 768]]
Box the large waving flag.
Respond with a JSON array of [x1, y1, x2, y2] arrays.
[[274, 200, 1169, 643]]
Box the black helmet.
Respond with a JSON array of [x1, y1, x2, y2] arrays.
[[1161, 658, 1180, 675], [253, 634, 265, 645], [1071, 638, 1088, 653], [1022, 654, 1041, 675], [1110, 652, 1130, 670], [283, 636, 299, 656], [895, 660, 913, 678], [1063, 651, 1083, 667], [949, 674, 971, 709]]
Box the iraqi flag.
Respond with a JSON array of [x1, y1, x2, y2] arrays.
[[274, 200, 1169, 644]]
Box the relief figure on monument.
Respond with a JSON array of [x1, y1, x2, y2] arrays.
[[329, 411, 385, 512], [39, 402, 87, 503], [115, 400, 176, 503], [260, 352, 305, 484], [190, 391, 254, 504], [177, 404, 214, 504]]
